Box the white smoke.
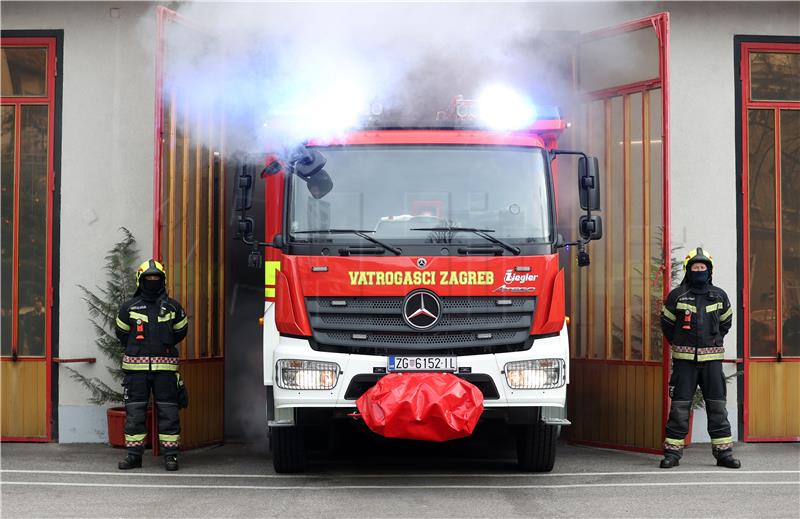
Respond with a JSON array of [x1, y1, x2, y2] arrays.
[[156, 2, 594, 153]]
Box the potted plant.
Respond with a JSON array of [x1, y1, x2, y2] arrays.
[[67, 228, 151, 447]]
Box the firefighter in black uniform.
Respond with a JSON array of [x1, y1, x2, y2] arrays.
[[115, 260, 188, 471], [660, 248, 740, 469]]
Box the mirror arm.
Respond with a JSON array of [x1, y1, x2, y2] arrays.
[[550, 149, 588, 161]]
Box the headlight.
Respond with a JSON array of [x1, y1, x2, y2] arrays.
[[276, 359, 340, 390], [504, 359, 565, 389]]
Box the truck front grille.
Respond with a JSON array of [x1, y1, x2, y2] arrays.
[[306, 296, 535, 356]]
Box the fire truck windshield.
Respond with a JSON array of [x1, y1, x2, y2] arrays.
[[288, 145, 552, 247]]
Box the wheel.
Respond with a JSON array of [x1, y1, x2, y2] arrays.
[[270, 426, 307, 473], [516, 421, 557, 472]]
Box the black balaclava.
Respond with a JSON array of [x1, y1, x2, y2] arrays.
[[140, 276, 165, 301], [687, 269, 710, 288]]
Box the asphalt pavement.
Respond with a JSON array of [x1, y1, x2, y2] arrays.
[[2, 426, 798, 518]]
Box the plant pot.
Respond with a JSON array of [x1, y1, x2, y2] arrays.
[[107, 406, 153, 449]]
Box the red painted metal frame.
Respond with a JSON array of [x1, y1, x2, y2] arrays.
[[568, 13, 671, 452], [740, 41, 800, 443], [308, 130, 550, 148], [0, 36, 57, 442]]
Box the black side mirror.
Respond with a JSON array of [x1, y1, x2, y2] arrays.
[[578, 156, 601, 211], [262, 157, 283, 177], [236, 217, 254, 239], [235, 167, 254, 211], [306, 169, 333, 199], [579, 215, 603, 241], [294, 149, 327, 179]]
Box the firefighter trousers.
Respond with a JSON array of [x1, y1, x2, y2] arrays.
[[663, 359, 734, 459], [123, 371, 181, 456]]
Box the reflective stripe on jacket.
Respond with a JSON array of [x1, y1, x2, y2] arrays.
[[661, 284, 732, 362], [115, 295, 188, 370]]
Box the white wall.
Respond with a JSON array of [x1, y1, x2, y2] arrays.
[[2, 2, 158, 441], [665, 1, 799, 442]]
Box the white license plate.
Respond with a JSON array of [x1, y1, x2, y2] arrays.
[[388, 356, 457, 372]]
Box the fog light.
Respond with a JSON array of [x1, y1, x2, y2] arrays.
[[276, 359, 340, 390], [504, 359, 565, 389]]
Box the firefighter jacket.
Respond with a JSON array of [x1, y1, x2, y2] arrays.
[[115, 295, 188, 371], [661, 283, 732, 362]]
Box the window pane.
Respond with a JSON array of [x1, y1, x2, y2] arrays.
[[589, 100, 606, 359], [17, 105, 48, 357], [750, 52, 800, 102], [579, 28, 660, 93], [610, 96, 624, 359], [781, 109, 800, 356], [1, 47, 47, 97], [648, 89, 664, 362], [1, 105, 15, 356], [629, 92, 644, 360], [748, 109, 777, 357]]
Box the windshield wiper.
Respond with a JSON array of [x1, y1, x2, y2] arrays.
[[292, 229, 402, 255], [410, 227, 521, 255]]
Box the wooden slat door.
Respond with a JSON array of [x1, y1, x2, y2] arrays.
[[154, 7, 226, 450], [740, 41, 800, 442], [564, 14, 670, 453], [1, 37, 57, 441]]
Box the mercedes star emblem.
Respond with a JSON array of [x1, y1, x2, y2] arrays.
[[402, 289, 442, 330], [416, 258, 428, 269]]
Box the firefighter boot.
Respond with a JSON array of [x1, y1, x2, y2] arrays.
[[165, 454, 179, 471], [659, 456, 680, 469], [716, 455, 741, 469], [118, 453, 143, 470]]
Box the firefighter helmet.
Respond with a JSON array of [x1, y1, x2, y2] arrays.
[[683, 247, 713, 272], [136, 259, 167, 287]]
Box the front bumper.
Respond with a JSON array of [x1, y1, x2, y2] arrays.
[[268, 323, 569, 411]]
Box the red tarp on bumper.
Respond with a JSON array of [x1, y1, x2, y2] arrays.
[[356, 373, 484, 442]]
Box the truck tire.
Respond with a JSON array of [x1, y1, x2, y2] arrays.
[[516, 421, 557, 472], [271, 426, 307, 473]]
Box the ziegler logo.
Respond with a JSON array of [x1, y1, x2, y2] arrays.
[[503, 269, 539, 284]]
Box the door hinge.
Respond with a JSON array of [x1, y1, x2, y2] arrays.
[[52, 170, 56, 191], [54, 57, 58, 77]]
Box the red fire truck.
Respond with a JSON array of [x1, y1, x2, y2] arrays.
[[236, 87, 603, 473]]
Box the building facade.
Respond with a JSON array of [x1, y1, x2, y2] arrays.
[[1, 1, 798, 447]]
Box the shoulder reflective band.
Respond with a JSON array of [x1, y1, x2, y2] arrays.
[[173, 316, 188, 330], [662, 307, 676, 322], [129, 311, 149, 322], [158, 311, 176, 322], [705, 302, 723, 313], [720, 307, 733, 321], [116, 317, 131, 331], [676, 302, 697, 313], [265, 260, 281, 298]]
